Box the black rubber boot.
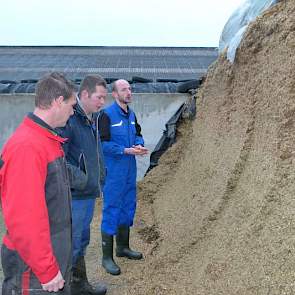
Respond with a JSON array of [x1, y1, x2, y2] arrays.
[[101, 232, 121, 275], [71, 256, 107, 295], [116, 225, 143, 260]]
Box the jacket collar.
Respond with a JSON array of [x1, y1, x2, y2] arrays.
[[24, 115, 66, 143], [113, 101, 130, 116], [74, 98, 93, 122], [27, 112, 56, 133], [74, 99, 87, 117]]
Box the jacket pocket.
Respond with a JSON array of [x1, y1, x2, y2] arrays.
[[79, 152, 88, 175], [67, 153, 88, 191]]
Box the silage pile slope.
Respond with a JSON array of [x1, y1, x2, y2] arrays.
[[135, 1, 295, 294]]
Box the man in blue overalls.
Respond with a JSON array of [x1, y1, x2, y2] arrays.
[[98, 79, 148, 275]]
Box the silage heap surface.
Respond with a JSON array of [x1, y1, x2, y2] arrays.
[[85, 1, 295, 294], [122, 1, 295, 294]]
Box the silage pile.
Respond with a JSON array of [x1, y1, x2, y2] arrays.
[[131, 1, 295, 294]]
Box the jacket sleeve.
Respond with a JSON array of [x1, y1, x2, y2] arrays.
[[98, 112, 125, 156], [57, 122, 88, 190], [1, 145, 59, 284], [97, 136, 106, 186], [134, 115, 144, 146]]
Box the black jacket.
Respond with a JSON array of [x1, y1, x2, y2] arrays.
[[57, 104, 106, 199]]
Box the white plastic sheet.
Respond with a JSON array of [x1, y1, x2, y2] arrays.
[[219, 0, 277, 62]]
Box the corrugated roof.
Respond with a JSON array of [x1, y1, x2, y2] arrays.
[[0, 46, 218, 82]]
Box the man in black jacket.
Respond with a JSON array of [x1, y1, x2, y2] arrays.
[[58, 75, 107, 295]]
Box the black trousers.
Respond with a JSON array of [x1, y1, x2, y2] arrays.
[[1, 245, 71, 295]]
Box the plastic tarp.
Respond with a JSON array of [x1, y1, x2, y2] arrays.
[[145, 95, 197, 175], [219, 0, 277, 62], [146, 103, 185, 174], [0, 81, 198, 94]]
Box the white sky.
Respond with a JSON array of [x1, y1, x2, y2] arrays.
[[0, 0, 244, 47]]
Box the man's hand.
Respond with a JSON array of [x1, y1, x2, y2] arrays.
[[124, 145, 149, 156], [41, 271, 65, 292], [133, 145, 149, 155]]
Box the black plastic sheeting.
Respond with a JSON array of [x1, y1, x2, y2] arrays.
[[0, 82, 37, 94], [0, 78, 202, 94], [145, 94, 197, 175]]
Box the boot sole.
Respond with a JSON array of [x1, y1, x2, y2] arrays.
[[105, 269, 121, 276], [102, 264, 121, 276], [116, 253, 143, 260]]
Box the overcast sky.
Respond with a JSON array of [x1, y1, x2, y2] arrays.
[[0, 0, 244, 47]]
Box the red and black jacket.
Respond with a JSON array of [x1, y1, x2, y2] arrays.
[[0, 114, 72, 284]]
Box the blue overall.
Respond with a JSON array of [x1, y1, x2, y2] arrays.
[[101, 102, 144, 235]]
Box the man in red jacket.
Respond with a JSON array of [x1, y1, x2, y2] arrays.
[[0, 72, 76, 294]]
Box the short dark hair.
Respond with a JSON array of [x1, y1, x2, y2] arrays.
[[78, 75, 107, 97], [35, 72, 76, 109]]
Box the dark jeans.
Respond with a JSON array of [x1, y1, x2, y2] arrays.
[[72, 198, 96, 266]]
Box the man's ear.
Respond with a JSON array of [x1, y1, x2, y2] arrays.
[[80, 89, 89, 100], [112, 91, 117, 98], [52, 96, 64, 108]]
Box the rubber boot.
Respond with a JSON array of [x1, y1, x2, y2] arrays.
[[116, 225, 143, 260], [101, 232, 121, 275], [71, 256, 107, 295]]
